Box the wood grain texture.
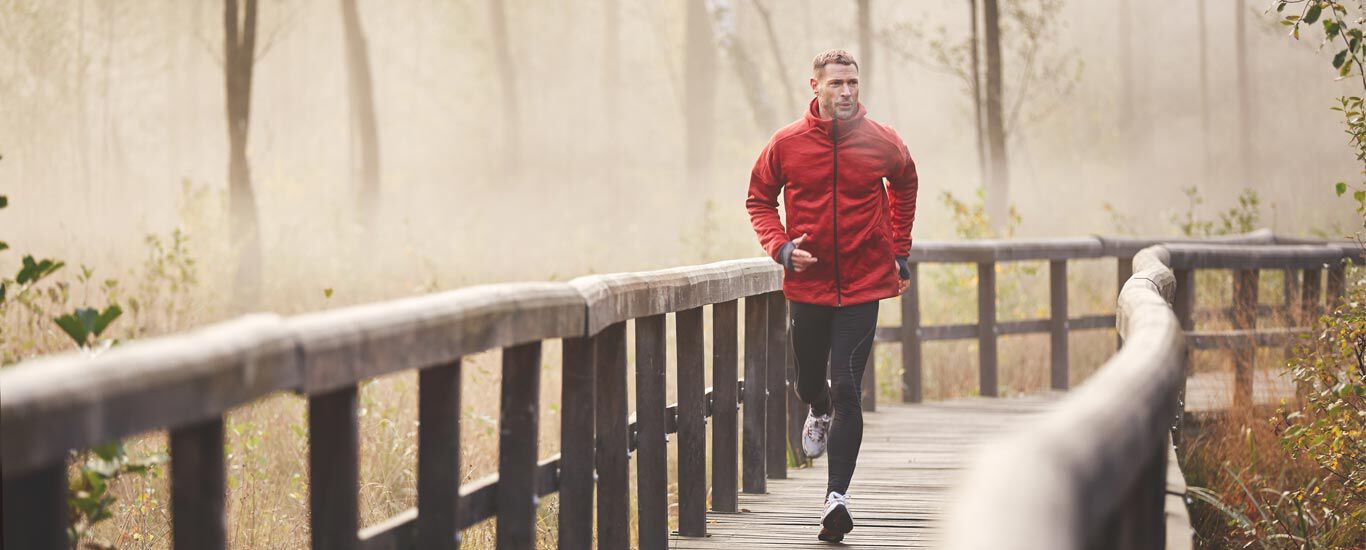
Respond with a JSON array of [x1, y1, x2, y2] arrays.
[[595, 322, 631, 550], [557, 337, 595, 549], [496, 342, 542, 549], [417, 359, 462, 550], [171, 417, 227, 550], [677, 307, 708, 537], [743, 296, 768, 493], [310, 386, 360, 550], [634, 314, 669, 548], [572, 259, 781, 335], [711, 300, 740, 512]]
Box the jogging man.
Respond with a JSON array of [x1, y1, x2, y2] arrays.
[[746, 49, 919, 543]]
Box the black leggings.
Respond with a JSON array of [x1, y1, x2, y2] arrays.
[[790, 300, 879, 496]]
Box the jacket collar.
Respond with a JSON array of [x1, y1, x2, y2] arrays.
[[803, 97, 866, 139]]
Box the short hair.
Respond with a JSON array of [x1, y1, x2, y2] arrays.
[[812, 49, 859, 75]]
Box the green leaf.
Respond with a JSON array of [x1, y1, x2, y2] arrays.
[[1325, 18, 1341, 39], [54, 312, 91, 346], [323, 288, 334, 299], [1354, 190, 1364, 203], [16, 255, 63, 285], [1333, 49, 1348, 69], [91, 304, 121, 337], [92, 442, 124, 462], [0, 195, 6, 209], [1342, 57, 1355, 77], [0, 241, 8, 252], [1304, 4, 1322, 24], [1338, 181, 1349, 196]]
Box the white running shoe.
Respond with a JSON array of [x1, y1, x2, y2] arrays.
[[801, 407, 832, 458], [818, 491, 853, 542]]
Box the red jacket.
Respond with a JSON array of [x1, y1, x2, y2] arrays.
[[747, 99, 919, 307]]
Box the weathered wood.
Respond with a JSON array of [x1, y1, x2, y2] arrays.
[[634, 314, 669, 548], [1098, 229, 1276, 257], [1186, 328, 1308, 349], [1116, 256, 1133, 350], [711, 300, 740, 512], [497, 342, 542, 549], [902, 262, 923, 403], [171, 417, 227, 550], [0, 314, 296, 477], [743, 295, 768, 493], [977, 262, 998, 397], [910, 236, 1105, 263], [1327, 264, 1346, 310], [310, 386, 360, 550], [595, 322, 631, 550], [417, 359, 461, 550], [1049, 260, 1069, 390], [572, 259, 782, 335], [1162, 243, 1347, 270], [1, 460, 66, 550], [1232, 270, 1258, 409], [765, 292, 790, 477], [1172, 268, 1195, 447], [291, 283, 583, 394], [558, 337, 594, 549], [677, 307, 708, 537], [1301, 268, 1322, 324]]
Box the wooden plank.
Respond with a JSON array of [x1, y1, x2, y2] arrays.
[[1117, 255, 1133, 349], [1068, 314, 1117, 331], [921, 323, 978, 341], [2, 460, 67, 549], [766, 292, 790, 476], [497, 342, 542, 549], [902, 262, 923, 403], [571, 259, 781, 335], [742, 295, 768, 493], [418, 359, 461, 550], [558, 337, 595, 549], [1302, 268, 1322, 324], [634, 314, 669, 549], [310, 386, 360, 550], [1049, 260, 1068, 390], [1327, 264, 1346, 310], [908, 236, 1105, 263], [1186, 328, 1309, 349], [1172, 268, 1195, 447], [677, 307, 708, 537], [1161, 243, 1346, 270], [595, 322, 631, 550], [171, 417, 226, 550], [1232, 270, 1258, 409], [711, 300, 740, 512], [977, 262, 998, 397]]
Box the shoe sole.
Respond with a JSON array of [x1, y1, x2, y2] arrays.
[[819, 503, 853, 541]]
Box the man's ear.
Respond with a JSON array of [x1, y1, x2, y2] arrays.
[[810, 77, 819, 94]]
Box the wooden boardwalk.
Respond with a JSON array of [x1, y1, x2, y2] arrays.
[[671, 395, 1060, 549]]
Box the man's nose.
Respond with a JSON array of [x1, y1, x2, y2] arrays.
[[839, 84, 852, 96]]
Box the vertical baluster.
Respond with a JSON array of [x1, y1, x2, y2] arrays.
[[1173, 268, 1196, 447], [765, 293, 788, 477], [497, 342, 542, 549], [1327, 264, 1347, 311], [310, 386, 360, 550], [634, 315, 668, 548], [558, 337, 595, 549], [711, 300, 739, 512], [595, 323, 631, 550], [1233, 270, 1259, 409], [902, 262, 922, 403], [418, 359, 461, 550], [2, 460, 67, 549], [171, 418, 226, 549], [1049, 260, 1069, 390], [742, 295, 767, 493], [1302, 268, 1322, 324], [677, 307, 707, 536], [1116, 255, 1134, 350], [978, 262, 998, 397]]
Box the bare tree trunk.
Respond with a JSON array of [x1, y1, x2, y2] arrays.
[[1198, 0, 1210, 182], [225, 0, 262, 305], [856, 0, 872, 101], [969, 0, 986, 188], [1118, 0, 1132, 139], [685, 0, 716, 188], [487, 0, 519, 180], [710, 0, 776, 132], [340, 0, 381, 230], [982, 0, 1009, 229], [750, 0, 798, 114], [1235, 0, 1251, 187]]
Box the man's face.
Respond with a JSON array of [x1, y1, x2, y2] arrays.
[[810, 63, 859, 120]]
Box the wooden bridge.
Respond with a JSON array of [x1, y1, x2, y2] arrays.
[[1, 230, 1357, 549]]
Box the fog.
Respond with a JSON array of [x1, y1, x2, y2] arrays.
[[2, 0, 1358, 310]]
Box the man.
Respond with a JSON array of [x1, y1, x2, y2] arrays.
[[746, 49, 919, 543]]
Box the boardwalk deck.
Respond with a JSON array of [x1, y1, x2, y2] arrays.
[[670, 371, 1293, 549]]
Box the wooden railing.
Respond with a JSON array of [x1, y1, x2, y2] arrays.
[[943, 242, 1361, 550], [1, 231, 1357, 549]]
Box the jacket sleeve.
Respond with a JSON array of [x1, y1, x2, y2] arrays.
[[887, 133, 919, 256], [746, 138, 789, 262]]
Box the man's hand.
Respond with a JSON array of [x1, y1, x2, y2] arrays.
[[790, 233, 818, 272], [898, 278, 910, 295], [896, 256, 911, 295]]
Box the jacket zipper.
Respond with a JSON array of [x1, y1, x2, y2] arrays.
[[832, 118, 843, 307]]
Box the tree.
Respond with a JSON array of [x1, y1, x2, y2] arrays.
[[750, 0, 799, 114], [1235, 0, 1253, 188], [969, 0, 986, 189], [857, 0, 873, 101], [224, 0, 262, 304], [982, 0, 1008, 228], [709, 0, 776, 132], [684, 0, 717, 188], [487, 0, 519, 179], [340, 0, 381, 230]]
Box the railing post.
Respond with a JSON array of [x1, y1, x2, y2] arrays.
[[1117, 255, 1134, 350], [1173, 269, 1195, 448], [1232, 269, 1259, 409], [901, 262, 923, 403], [978, 262, 998, 397], [595, 322, 631, 550], [677, 307, 708, 537], [558, 337, 595, 549], [1283, 268, 1299, 322], [766, 293, 789, 477], [2, 460, 68, 549], [171, 417, 227, 550], [418, 358, 462, 550], [634, 315, 668, 548], [711, 300, 740, 512], [497, 342, 542, 549], [742, 295, 768, 493], [1327, 263, 1347, 311], [1301, 268, 1322, 324], [310, 386, 360, 550], [1049, 259, 1069, 390]]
